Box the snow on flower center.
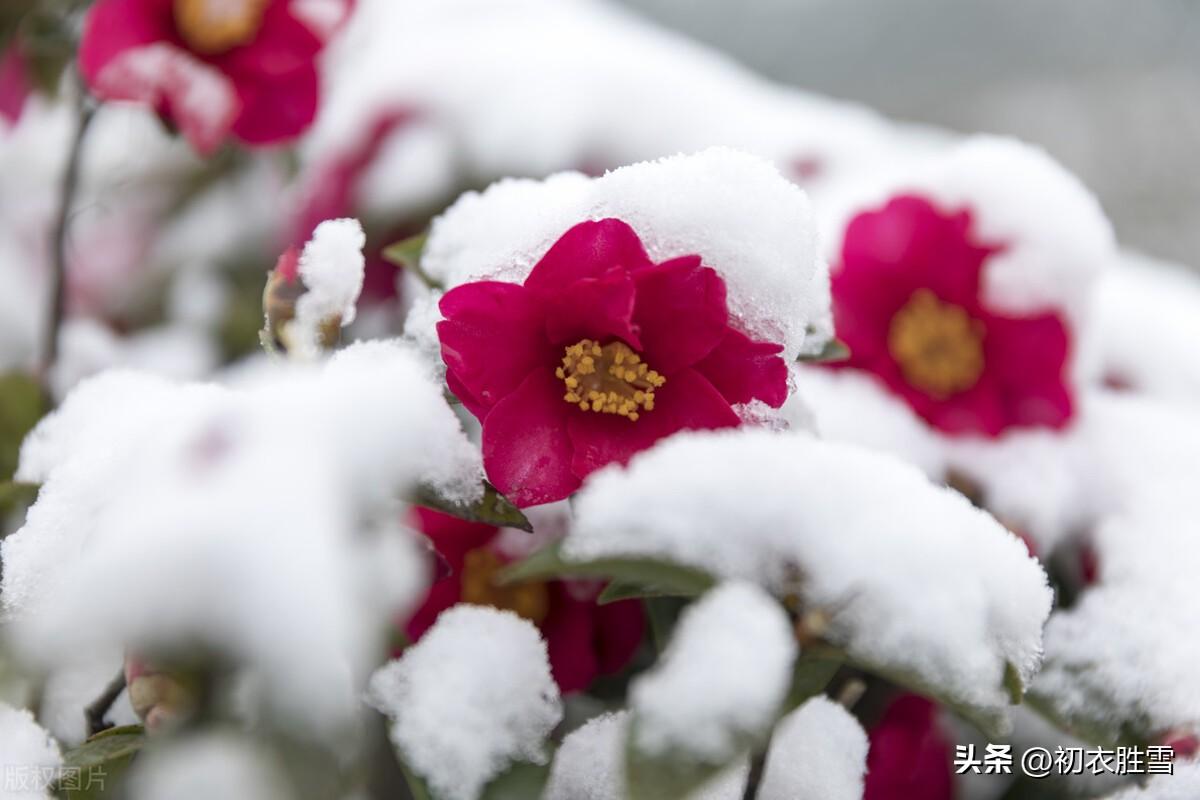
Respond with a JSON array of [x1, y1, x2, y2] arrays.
[[555, 338, 666, 422], [460, 548, 549, 624], [173, 0, 269, 55], [888, 289, 985, 398]]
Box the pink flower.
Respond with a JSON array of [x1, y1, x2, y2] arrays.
[[831, 195, 1074, 437], [405, 508, 645, 694], [0, 41, 32, 125], [79, 0, 335, 154], [864, 694, 955, 800], [437, 218, 788, 507]]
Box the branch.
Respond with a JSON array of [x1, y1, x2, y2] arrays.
[[84, 668, 126, 737], [40, 86, 97, 383]]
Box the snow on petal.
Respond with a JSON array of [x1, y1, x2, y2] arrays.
[[419, 148, 824, 361], [567, 429, 1052, 729], [290, 218, 367, 360], [821, 135, 1115, 329], [757, 697, 869, 800], [630, 582, 796, 763], [94, 43, 240, 156], [368, 606, 563, 800], [0, 703, 62, 800]]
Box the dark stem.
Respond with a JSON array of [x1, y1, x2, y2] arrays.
[[40, 90, 97, 383], [84, 668, 126, 737], [741, 744, 771, 800]]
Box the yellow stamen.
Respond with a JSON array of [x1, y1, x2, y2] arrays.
[[888, 289, 985, 398], [174, 0, 269, 55], [558, 338, 665, 421], [460, 548, 549, 624]]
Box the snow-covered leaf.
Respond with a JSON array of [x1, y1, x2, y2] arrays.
[[413, 481, 532, 533]]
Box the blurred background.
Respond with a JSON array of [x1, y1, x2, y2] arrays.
[[622, 0, 1200, 265]]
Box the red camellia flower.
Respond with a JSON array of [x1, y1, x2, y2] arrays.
[[864, 694, 955, 800], [79, 0, 336, 154], [405, 508, 645, 694], [831, 195, 1073, 437], [437, 218, 788, 507]]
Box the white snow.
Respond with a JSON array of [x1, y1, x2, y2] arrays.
[[1105, 764, 1200, 800], [792, 367, 1200, 555], [302, 0, 930, 221], [367, 606, 562, 800], [289, 218, 367, 360], [1, 340, 482, 741], [1032, 494, 1200, 741], [1095, 252, 1200, 405], [418, 148, 825, 361], [0, 703, 62, 800], [630, 582, 797, 763], [127, 733, 291, 800], [567, 428, 1052, 729], [543, 711, 750, 800], [757, 697, 869, 800]]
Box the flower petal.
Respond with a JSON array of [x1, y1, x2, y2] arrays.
[[986, 313, 1074, 430], [229, 63, 319, 145], [438, 281, 551, 416], [541, 584, 599, 694], [412, 507, 498, 573], [593, 595, 646, 676], [542, 268, 641, 349], [481, 369, 579, 507], [218, 0, 323, 79], [79, 0, 173, 88], [525, 219, 652, 292], [567, 367, 739, 481], [632, 256, 728, 374], [403, 577, 462, 643], [694, 328, 788, 408]]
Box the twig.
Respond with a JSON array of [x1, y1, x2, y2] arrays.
[[741, 744, 771, 800], [40, 87, 97, 383], [84, 668, 126, 737]]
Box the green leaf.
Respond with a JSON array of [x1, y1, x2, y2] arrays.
[[0, 481, 39, 522], [412, 481, 533, 532], [497, 542, 715, 597], [597, 578, 704, 605], [398, 760, 433, 800], [0, 371, 48, 482], [796, 338, 850, 364], [785, 655, 841, 709], [625, 741, 731, 800], [382, 233, 441, 290], [57, 725, 145, 798], [479, 762, 550, 800]]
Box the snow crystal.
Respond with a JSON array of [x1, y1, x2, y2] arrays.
[[0, 703, 61, 800], [1032, 496, 1200, 741], [2, 340, 480, 740], [367, 606, 562, 800], [1096, 252, 1200, 405], [127, 733, 290, 800], [757, 697, 868, 800], [419, 148, 824, 360], [630, 582, 797, 762], [290, 218, 367, 360], [567, 429, 1052, 728], [1106, 764, 1200, 800]]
